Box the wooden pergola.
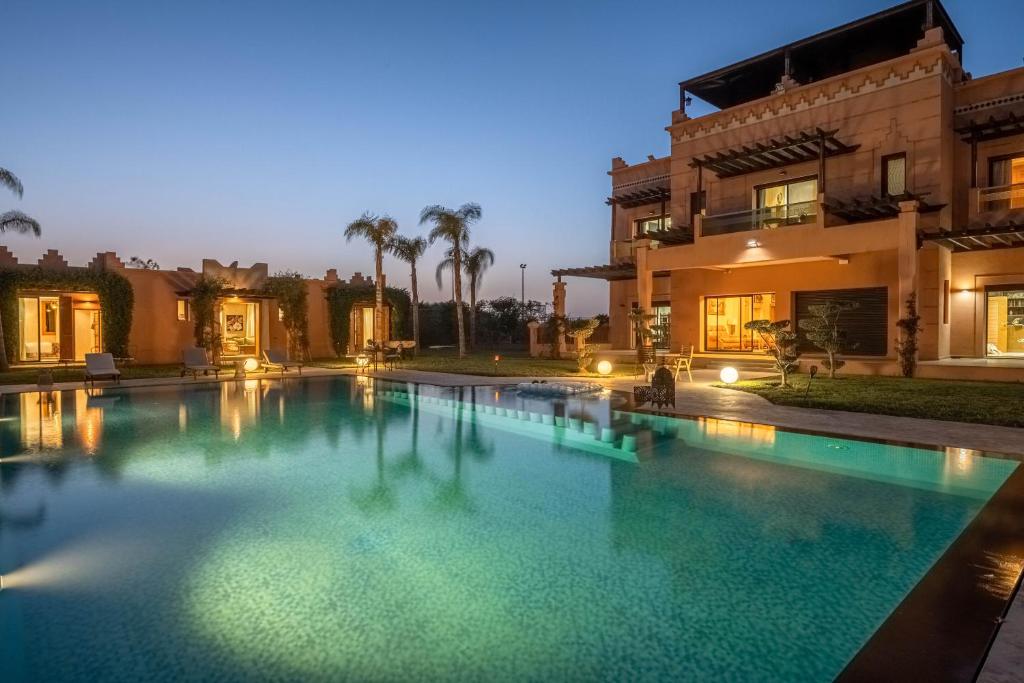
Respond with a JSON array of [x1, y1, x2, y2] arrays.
[[823, 192, 945, 223], [551, 263, 638, 281], [691, 128, 860, 182], [636, 226, 694, 245], [956, 111, 1024, 187], [919, 220, 1024, 252]]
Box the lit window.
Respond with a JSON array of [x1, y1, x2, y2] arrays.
[[177, 299, 189, 321], [635, 215, 671, 236], [882, 153, 907, 196]]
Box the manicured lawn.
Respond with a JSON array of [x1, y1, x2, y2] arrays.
[[0, 364, 191, 386], [720, 375, 1024, 428], [313, 350, 632, 378]]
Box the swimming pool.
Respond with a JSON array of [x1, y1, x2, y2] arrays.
[[0, 376, 1020, 681]]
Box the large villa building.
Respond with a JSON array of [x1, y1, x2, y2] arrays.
[[554, 0, 1024, 379]]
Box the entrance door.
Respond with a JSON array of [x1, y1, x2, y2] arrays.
[[986, 286, 1024, 357], [220, 301, 259, 358], [74, 309, 101, 360], [361, 307, 375, 347]]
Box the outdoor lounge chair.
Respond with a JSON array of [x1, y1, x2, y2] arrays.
[[262, 349, 303, 376], [84, 353, 121, 387], [181, 347, 222, 380]]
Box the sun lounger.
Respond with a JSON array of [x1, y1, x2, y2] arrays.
[[181, 347, 222, 379], [262, 349, 302, 376], [84, 353, 121, 387]]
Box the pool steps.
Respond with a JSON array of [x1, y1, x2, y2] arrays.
[[375, 389, 642, 463]]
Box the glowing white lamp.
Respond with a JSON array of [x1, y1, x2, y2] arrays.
[[719, 366, 739, 384], [596, 360, 613, 376], [243, 357, 260, 372]]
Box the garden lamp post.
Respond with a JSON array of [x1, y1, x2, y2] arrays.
[[519, 263, 526, 306]]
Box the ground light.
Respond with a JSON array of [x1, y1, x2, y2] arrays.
[[596, 360, 613, 376], [719, 366, 739, 384], [243, 358, 260, 373]]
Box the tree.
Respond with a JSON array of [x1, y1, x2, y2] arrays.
[[744, 319, 801, 387], [0, 167, 42, 371], [345, 213, 398, 345], [191, 276, 227, 358], [389, 235, 428, 355], [420, 203, 482, 358], [463, 245, 494, 350], [895, 293, 922, 378], [127, 256, 160, 270], [798, 299, 859, 378]]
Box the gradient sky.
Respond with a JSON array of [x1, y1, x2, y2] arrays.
[[4, 0, 1022, 315]]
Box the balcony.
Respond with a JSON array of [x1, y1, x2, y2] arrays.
[[978, 183, 1024, 214], [701, 201, 818, 237]]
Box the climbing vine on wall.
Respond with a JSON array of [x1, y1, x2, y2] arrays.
[[325, 285, 410, 356], [0, 267, 134, 363], [263, 271, 310, 360], [190, 276, 227, 354]]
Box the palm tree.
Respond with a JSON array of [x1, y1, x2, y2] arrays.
[[0, 167, 42, 372], [389, 235, 428, 355], [344, 213, 398, 346], [420, 203, 481, 358], [463, 246, 494, 350]]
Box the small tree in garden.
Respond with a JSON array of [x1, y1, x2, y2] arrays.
[[798, 299, 859, 378], [566, 317, 600, 372], [543, 313, 567, 359], [895, 292, 922, 378], [745, 319, 801, 388]]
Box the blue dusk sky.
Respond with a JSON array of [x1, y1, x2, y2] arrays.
[[4, 0, 1022, 314]]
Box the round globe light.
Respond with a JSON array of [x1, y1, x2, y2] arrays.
[[243, 357, 260, 373], [596, 360, 613, 376], [719, 366, 739, 384]]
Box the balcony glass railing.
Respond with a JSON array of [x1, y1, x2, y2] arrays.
[[701, 200, 818, 237], [979, 183, 1024, 213]]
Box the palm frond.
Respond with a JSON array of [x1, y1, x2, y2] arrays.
[[344, 212, 378, 242], [0, 168, 24, 198], [390, 235, 428, 264], [0, 210, 41, 236], [435, 256, 455, 290]]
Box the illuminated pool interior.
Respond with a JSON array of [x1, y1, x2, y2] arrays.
[[0, 376, 1018, 681]]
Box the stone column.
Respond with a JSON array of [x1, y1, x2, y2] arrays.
[[526, 320, 541, 358], [635, 244, 653, 313], [552, 278, 567, 356]]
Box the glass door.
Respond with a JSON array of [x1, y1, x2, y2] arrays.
[[705, 293, 776, 352], [18, 296, 62, 362], [986, 287, 1024, 357]]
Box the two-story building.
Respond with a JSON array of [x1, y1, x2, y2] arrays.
[[553, 0, 1024, 380]]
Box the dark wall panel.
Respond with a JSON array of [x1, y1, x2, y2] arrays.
[[794, 287, 888, 356]]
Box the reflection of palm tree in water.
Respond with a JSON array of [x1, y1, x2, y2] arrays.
[[390, 385, 424, 480], [429, 387, 490, 514], [350, 388, 396, 514]]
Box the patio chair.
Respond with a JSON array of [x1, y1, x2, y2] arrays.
[[84, 353, 121, 387], [632, 346, 658, 381], [181, 347, 222, 380], [262, 349, 303, 376], [672, 344, 694, 383]]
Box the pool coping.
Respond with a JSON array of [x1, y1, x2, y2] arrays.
[[6, 373, 1023, 681]]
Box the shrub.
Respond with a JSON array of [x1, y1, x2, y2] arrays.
[[895, 293, 922, 378], [798, 299, 859, 378]]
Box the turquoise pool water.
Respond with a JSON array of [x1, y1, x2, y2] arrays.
[[0, 376, 1016, 681]]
